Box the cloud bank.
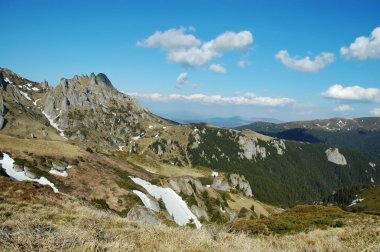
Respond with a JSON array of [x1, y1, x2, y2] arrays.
[[128, 92, 295, 107], [322, 84, 380, 103]]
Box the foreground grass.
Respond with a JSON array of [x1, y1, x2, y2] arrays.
[[0, 177, 379, 252]]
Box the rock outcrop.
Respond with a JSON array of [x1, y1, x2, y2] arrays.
[[238, 136, 266, 160], [211, 176, 230, 191], [229, 173, 253, 197], [325, 148, 347, 165]]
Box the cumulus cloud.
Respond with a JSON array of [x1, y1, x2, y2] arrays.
[[237, 60, 250, 68], [333, 105, 353, 112], [137, 28, 201, 50], [127, 92, 295, 107], [371, 108, 380, 116], [322, 84, 380, 103], [176, 72, 188, 86], [340, 27, 380, 60], [209, 64, 226, 74], [138, 28, 253, 68], [275, 50, 335, 72]]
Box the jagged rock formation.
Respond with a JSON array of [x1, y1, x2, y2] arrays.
[[238, 135, 266, 160], [229, 173, 253, 197], [325, 148, 347, 165], [41, 73, 170, 149]]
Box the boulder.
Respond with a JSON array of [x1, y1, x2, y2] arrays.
[[211, 177, 230, 191], [126, 205, 161, 226], [24, 166, 37, 179], [13, 163, 24, 172], [191, 205, 209, 222], [52, 161, 68, 172]]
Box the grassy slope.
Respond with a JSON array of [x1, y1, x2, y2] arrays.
[[0, 177, 379, 252]]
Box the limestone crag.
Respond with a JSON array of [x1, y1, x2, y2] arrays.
[[325, 148, 347, 166], [229, 173, 253, 197]]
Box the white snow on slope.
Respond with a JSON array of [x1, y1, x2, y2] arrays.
[[19, 91, 32, 101], [42, 111, 65, 137], [0, 153, 59, 192], [31, 87, 40, 91], [348, 198, 363, 207], [133, 190, 160, 212], [130, 177, 201, 228], [49, 169, 68, 177], [33, 98, 41, 106], [4, 77, 12, 84]]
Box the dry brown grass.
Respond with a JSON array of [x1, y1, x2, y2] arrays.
[[0, 134, 86, 158], [1, 178, 379, 252]]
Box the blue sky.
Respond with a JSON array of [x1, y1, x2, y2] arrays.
[[1, 0, 380, 121]]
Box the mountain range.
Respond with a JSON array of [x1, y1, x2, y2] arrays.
[[1, 67, 379, 229]]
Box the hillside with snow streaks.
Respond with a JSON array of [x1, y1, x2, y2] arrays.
[[0, 153, 59, 193], [130, 177, 201, 228]]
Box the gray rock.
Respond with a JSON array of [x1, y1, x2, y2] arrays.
[[191, 205, 209, 222], [126, 205, 161, 226], [24, 166, 37, 179], [52, 161, 68, 171], [211, 177, 230, 191], [325, 148, 347, 165], [229, 173, 253, 197], [13, 163, 24, 172], [0, 115, 4, 130]]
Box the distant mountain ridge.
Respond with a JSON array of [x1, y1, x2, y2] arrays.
[[173, 116, 282, 128], [235, 117, 380, 158]]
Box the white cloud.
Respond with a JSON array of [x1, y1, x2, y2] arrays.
[[204, 31, 253, 53], [137, 28, 201, 50], [127, 92, 295, 107], [322, 84, 380, 102], [340, 27, 380, 60], [138, 28, 253, 68], [275, 50, 335, 72], [176, 72, 188, 86], [333, 105, 353, 112], [209, 64, 226, 74], [371, 108, 380, 116], [168, 47, 217, 67], [237, 60, 250, 68]]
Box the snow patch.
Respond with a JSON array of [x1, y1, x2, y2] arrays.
[[4, 77, 12, 84], [131, 136, 140, 141], [19, 91, 32, 101], [348, 198, 363, 207], [371, 177, 375, 183], [31, 87, 39, 91], [369, 162, 376, 168], [133, 190, 160, 212], [33, 98, 41, 106], [130, 177, 201, 228], [211, 171, 219, 177], [0, 153, 59, 193], [148, 125, 153, 129], [42, 111, 65, 137], [49, 169, 68, 177]]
